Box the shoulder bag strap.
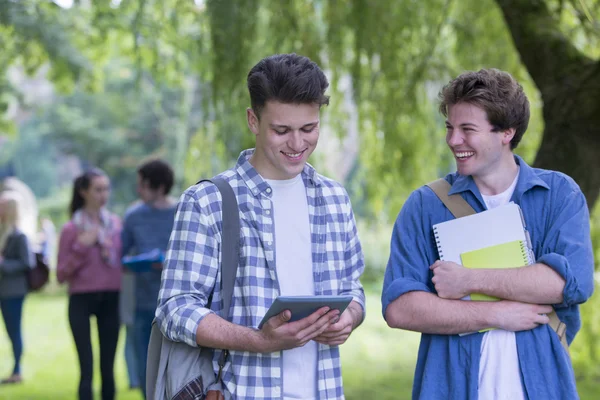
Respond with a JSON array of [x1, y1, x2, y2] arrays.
[[197, 177, 241, 375]]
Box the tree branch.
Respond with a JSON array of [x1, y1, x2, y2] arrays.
[[495, 0, 595, 91]]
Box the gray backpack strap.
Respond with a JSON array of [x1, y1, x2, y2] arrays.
[[426, 177, 569, 355], [198, 177, 240, 377], [199, 177, 240, 321]]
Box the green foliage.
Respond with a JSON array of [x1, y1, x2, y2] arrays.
[[2, 62, 199, 215]]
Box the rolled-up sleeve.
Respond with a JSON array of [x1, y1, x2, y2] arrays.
[[537, 187, 594, 308], [382, 190, 433, 319], [155, 186, 221, 347], [340, 191, 366, 321]]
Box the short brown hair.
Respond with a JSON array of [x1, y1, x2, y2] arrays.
[[247, 53, 330, 119], [438, 69, 530, 149]]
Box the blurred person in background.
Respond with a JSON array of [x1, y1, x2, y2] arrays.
[[0, 191, 35, 384], [121, 159, 177, 399], [57, 168, 122, 400], [37, 217, 56, 265]]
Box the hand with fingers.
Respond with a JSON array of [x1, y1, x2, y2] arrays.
[[313, 310, 353, 346], [430, 260, 472, 299], [492, 301, 554, 332], [77, 228, 99, 247], [257, 306, 340, 353]]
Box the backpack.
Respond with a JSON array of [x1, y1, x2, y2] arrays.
[[27, 252, 50, 291]]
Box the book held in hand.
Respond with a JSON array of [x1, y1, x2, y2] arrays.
[[460, 240, 534, 301], [121, 248, 164, 273]]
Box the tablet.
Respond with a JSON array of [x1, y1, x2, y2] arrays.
[[258, 295, 353, 329]]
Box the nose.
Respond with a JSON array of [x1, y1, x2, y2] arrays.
[[289, 130, 304, 151], [446, 129, 464, 147]]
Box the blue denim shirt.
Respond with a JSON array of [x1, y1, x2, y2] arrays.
[[382, 155, 594, 399]]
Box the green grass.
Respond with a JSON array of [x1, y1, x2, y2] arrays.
[[1, 291, 599, 399]]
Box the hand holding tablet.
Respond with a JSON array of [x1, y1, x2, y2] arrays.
[[258, 295, 353, 329]]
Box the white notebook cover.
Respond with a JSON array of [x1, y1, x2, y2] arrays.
[[433, 202, 534, 265]]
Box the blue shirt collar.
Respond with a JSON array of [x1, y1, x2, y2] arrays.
[[448, 154, 550, 200]]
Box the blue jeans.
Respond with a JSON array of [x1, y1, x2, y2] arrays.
[[134, 309, 155, 398], [124, 325, 140, 388], [0, 296, 25, 375]]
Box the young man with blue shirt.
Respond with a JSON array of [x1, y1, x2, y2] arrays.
[[382, 69, 594, 399], [122, 159, 177, 398], [156, 53, 366, 400]]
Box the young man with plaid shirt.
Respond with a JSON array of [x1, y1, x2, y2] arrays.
[[156, 53, 366, 400]]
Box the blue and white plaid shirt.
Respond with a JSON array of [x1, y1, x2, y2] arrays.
[[156, 149, 366, 399]]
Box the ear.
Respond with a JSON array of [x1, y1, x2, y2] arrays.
[[247, 108, 259, 136], [502, 128, 516, 145]]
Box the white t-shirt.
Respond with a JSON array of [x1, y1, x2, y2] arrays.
[[265, 175, 317, 400], [478, 168, 525, 400]]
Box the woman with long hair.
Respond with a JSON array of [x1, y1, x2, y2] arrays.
[[0, 191, 34, 384], [57, 169, 122, 400]]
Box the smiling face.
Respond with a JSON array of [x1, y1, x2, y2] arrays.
[[247, 101, 320, 180], [445, 102, 515, 180]]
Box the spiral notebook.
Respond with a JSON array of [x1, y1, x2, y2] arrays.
[[460, 240, 535, 301], [432, 202, 533, 266]]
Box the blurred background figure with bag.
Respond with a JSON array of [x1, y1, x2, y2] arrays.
[[0, 190, 35, 385]]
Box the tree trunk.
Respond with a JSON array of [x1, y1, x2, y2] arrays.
[[496, 0, 600, 209]]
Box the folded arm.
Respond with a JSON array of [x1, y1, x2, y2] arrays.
[[386, 290, 552, 334], [432, 261, 565, 304]]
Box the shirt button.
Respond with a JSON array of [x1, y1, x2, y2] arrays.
[[253, 189, 258, 194], [267, 241, 272, 246], [265, 210, 271, 215], [266, 188, 272, 193]]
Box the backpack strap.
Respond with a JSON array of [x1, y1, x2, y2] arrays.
[[426, 178, 569, 355], [426, 178, 476, 218], [197, 177, 241, 378], [200, 178, 240, 322]]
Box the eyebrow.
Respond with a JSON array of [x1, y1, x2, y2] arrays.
[[445, 121, 478, 128], [270, 121, 319, 130]]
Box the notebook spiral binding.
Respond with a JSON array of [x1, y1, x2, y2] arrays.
[[519, 240, 528, 263], [519, 237, 535, 265], [433, 227, 443, 259]]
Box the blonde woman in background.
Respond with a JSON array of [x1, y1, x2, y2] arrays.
[[0, 191, 35, 384]]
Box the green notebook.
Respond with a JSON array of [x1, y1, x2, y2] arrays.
[[460, 239, 533, 302]]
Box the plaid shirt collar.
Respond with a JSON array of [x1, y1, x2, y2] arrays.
[[234, 149, 323, 197]]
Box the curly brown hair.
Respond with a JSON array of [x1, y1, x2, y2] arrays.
[[438, 69, 530, 149]]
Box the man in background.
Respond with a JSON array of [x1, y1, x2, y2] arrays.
[[122, 159, 177, 398]]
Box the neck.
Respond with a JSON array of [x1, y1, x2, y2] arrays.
[[473, 153, 519, 196], [148, 195, 172, 209], [248, 150, 266, 176], [81, 206, 102, 221]]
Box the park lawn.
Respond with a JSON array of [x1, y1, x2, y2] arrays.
[[1, 290, 599, 400]]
